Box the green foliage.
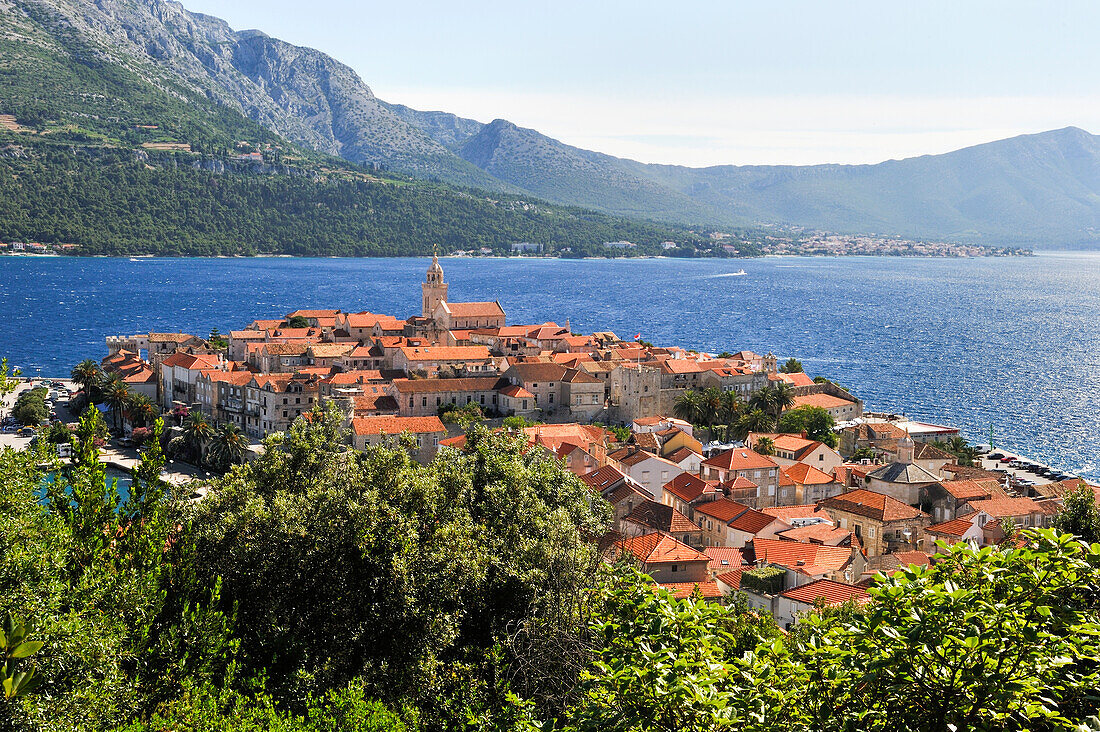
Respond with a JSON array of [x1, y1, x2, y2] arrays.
[[0, 143, 733, 258], [779, 358, 803, 373], [848, 446, 877, 462], [0, 358, 21, 415], [1053, 484, 1100, 544], [285, 316, 310, 329], [934, 435, 980, 467], [439, 401, 483, 427], [740, 566, 785, 596], [12, 388, 47, 426], [793, 531, 1100, 731], [1, 614, 44, 699], [44, 422, 72, 444], [565, 570, 791, 732], [502, 416, 539, 431], [776, 405, 838, 448], [752, 436, 776, 456]]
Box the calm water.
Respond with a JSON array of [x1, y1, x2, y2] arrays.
[[3, 254, 1099, 478]]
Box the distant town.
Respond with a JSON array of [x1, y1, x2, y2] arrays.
[[21, 254, 1073, 619]]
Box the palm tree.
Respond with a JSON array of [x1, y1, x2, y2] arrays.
[[209, 422, 248, 470], [732, 408, 773, 442], [673, 389, 704, 426], [182, 410, 215, 464], [101, 374, 131, 432], [716, 390, 743, 442], [127, 393, 158, 428], [750, 382, 796, 429], [71, 359, 103, 402], [698, 387, 724, 436], [753, 436, 776, 456]]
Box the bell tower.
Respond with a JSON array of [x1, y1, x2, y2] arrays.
[[422, 249, 448, 319]]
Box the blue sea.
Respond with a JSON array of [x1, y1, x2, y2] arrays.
[[2, 253, 1099, 479]]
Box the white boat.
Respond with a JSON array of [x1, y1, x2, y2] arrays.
[[731, 269, 747, 276]]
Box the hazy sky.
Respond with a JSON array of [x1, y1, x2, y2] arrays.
[[182, 0, 1100, 167]]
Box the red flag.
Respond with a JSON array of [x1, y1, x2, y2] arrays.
[[635, 333, 641, 340]]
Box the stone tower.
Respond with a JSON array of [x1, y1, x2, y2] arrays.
[[422, 252, 448, 318], [898, 429, 915, 464]]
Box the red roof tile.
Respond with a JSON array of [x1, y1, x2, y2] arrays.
[[616, 533, 710, 564], [351, 416, 446, 436], [819, 489, 926, 522], [780, 579, 869, 606]]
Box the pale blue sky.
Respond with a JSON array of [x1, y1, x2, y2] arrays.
[[183, 0, 1100, 166]]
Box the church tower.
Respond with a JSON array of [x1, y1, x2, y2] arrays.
[[422, 251, 448, 318], [898, 429, 915, 464]]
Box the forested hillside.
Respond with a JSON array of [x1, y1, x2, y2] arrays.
[[0, 142, 738, 256]]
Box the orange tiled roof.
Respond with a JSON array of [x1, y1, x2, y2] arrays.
[[702, 447, 778, 471], [391, 377, 502, 393], [820, 489, 926, 522], [445, 301, 505, 318], [780, 579, 869, 606], [966, 497, 1051, 518], [926, 517, 976, 537], [694, 498, 751, 523], [791, 393, 858, 410], [399, 346, 491, 362], [624, 500, 699, 534], [728, 508, 780, 534], [752, 538, 853, 576], [782, 463, 836, 485], [617, 533, 709, 564], [351, 416, 446, 436], [662, 473, 714, 503], [937, 478, 999, 501], [660, 581, 724, 599], [704, 546, 744, 572], [763, 504, 834, 522]]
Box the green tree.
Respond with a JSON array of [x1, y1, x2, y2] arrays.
[[1, 614, 43, 700], [673, 389, 704, 426], [70, 358, 103, 401], [0, 357, 21, 420], [12, 392, 46, 426], [127, 393, 158, 429], [753, 436, 776, 456], [286, 315, 310, 329], [779, 358, 803, 374], [102, 373, 132, 432], [208, 423, 248, 471], [776, 405, 838, 448], [750, 383, 795, 430], [732, 408, 773, 442], [795, 530, 1100, 731], [1052, 483, 1100, 544], [182, 410, 215, 465]]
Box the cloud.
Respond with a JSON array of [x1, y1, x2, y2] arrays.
[[374, 87, 1100, 167]]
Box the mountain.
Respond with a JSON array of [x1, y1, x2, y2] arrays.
[[4, 0, 1100, 247]]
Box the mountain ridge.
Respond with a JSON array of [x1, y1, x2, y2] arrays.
[[5, 0, 1100, 247]]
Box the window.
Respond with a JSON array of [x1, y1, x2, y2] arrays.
[[295, 397, 300, 404], [422, 397, 428, 407], [670, 564, 679, 573], [661, 471, 669, 481], [549, 393, 554, 403], [868, 526, 876, 538], [840, 518, 848, 529], [436, 397, 441, 406], [641, 470, 650, 483]]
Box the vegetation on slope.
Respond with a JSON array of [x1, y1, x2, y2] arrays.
[[3, 394, 1100, 731]]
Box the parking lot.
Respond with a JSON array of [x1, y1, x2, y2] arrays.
[[974, 447, 1075, 489]]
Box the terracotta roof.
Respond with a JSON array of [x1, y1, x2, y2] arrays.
[[399, 346, 491, 362], [580, 465, 628, 492], [444, 301, 505, 318], [702, 447, 778, 471], [715, 570, 744, 590], [307, 343, 354, 358], [780, 579, 869, 606], [351, 416, 446, 436], [616, 533, 710, 565], [777, 524, 852, 545], [763, 504, 833, 522], [262, 343, 310, 356], [149, 332, 195, 343], [662, 473, 714, 503], [287, 309, 340, 318], [913, 441, 954, 461], [352, 395, 399, 415], [777, 372, 817, 387], [344, 312, 402, 328], [820, 489, 926, 522], [752, 538, 853, 576], [230, 330, 265, 340], [926, 517, 977, 537], [965, 497, 1050, 518], [665, 446, 700, 465], [506, 362, 569, 381], [623, 500, 699, 534], [791, 393, 858, 410], [937, 478, 999, 501], [729, 508, 780, 534], [660, 581, 724, 599], [782, 463, 836, 485], [694, 498, 751, 523], [161, 352, 221, 369], [562, 367, 602, 384], [498, 384, 535, 398], [391, 377, 502, 393], [892, 551, 932, 568], [704, 547, 744, 572]]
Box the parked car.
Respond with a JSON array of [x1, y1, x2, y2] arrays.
[[988, 452, 1005, 460], [17, 426, 35, 436]]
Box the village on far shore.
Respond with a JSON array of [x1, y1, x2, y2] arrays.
[[79, 254, 1090, 629]]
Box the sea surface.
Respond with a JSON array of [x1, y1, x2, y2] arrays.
[[2, 253, 1099, 479]]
